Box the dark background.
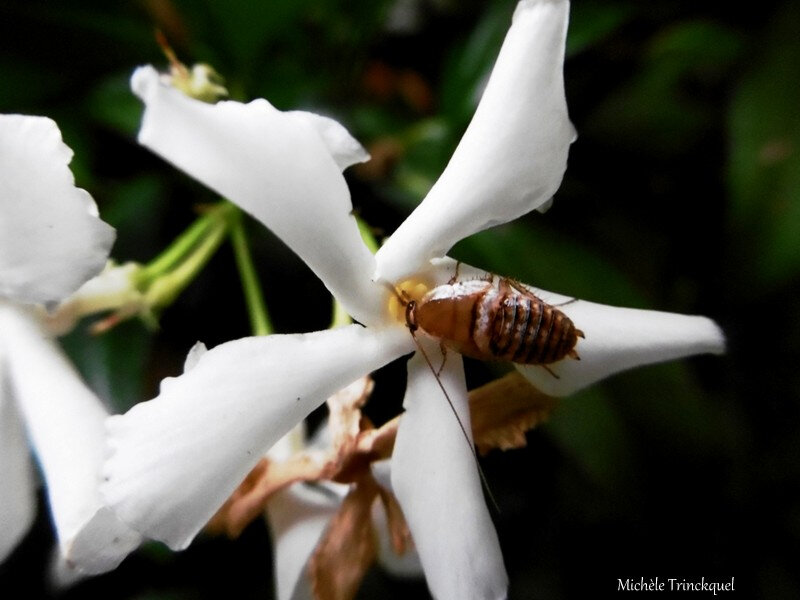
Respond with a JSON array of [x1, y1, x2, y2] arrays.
[[1, 0, 798, 598]]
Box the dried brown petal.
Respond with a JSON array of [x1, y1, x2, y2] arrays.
[[469, 371, 559, 455], [208, 378, 388, 537], [309, 476, 380, 600], [356, 415, 399, 460], [207, 451, 331, 538], [376, 483, 411, 556], [326, 376, 374, 451]]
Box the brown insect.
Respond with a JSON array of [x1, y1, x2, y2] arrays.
[[404, 275, 584, 371], [393, 273, 585, 508]]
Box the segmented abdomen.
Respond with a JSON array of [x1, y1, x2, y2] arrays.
[[413, 278, 582, 366], [475, 286, 580, 365]]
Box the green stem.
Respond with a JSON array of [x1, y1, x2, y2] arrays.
[[329, 299, 352, 328], [230, 212, 272, 336], [137, 202, 235, 287], [357, 216, 380, 254], [145, 217, 230, 309]]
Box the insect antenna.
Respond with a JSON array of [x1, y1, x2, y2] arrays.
[[382, 279, 500, 512], [410, 332, 501, 515]]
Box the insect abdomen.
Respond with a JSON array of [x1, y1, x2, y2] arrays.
[[480, 290, 579, 365], [413, 278, 582, 366]]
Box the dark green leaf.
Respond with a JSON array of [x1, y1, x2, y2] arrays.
[[60, 320, 151, 413], [545, 385, 638, 491], [440, 0, 515, 125], [588, 20, 744, 155], [728, 2, 800, 289], [86, 72, 144, 137], [452, 221, 649, 308], [567, 2, 633, 57]]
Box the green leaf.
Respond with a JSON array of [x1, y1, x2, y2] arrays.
[[391, 117, 453, 207], [728, 1, 800, 289], [101, 175, 169, 263], [451, 221, 649, 308], [588, 20, 744, 156], [0, 57, 66, 110], [545, 385, 638, 492], [60, 320, 151, 414], [440, 1, 515, 126], [566, 2, 633, 57], [85, 72, 144, 137], [609, 361, 739, 458], [199, 0, 309, 67]]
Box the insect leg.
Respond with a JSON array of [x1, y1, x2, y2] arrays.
[[507, 280, 580, 309], [405, 300, 418, 333], [552, 297, 579, 308], [507, 280, 542, 301], [436, 342, 448, 376], [541, 365, 561, 380], [448, 260, 462, 284]]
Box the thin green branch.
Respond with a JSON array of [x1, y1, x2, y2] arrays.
[[230, 211, 272, 336], [137, 202, 236, 287], [144, 217, 230, 309]]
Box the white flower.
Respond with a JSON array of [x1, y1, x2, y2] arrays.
[[102, 1, 724, 598], [45, 261, 147, 336], [0, 116, 113, 307], [210, 379, 423, 600], [0, 114, 140, 575]]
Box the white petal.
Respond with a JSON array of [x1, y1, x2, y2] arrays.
[[515, 295, 726, 396], [183, 341, 208, 372], [287, 111, 370, 171], [50, 548, 88, 589], [389, 258, 725, 398], [0, 115, 115, 306], [375, 0, 574, 283], [391, 341, 507, 600], [266, 483, 345, 600], [102, 324, 412, 551], [46, 261, 144, 335], [267, 422, 310, 463], [0, 303, 140, 573], [131, 67, 385, 326], [0, 365, 36, 562]]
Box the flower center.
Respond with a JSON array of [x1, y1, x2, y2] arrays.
[[386, 278, 430, 324]]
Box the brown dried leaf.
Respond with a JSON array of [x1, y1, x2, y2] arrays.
[[309, 476, 380, 600], [207, 451, 331, 538], [326, 376, 374, 451], [469, 371, 559, 455], [376, 483, 411, 556], [356, 415, 400, 460], [208, 376, 393, 539]]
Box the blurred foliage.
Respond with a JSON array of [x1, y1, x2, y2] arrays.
[[1, 0, 798, 598], [728, 1, 800, 290]]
